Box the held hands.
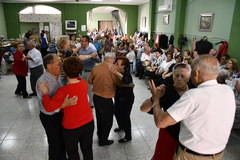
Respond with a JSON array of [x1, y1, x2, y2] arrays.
[[60, 95, 78, 109], [90, 52, 97, 59], [24, 56, 32, 60], [38, 82, 49, 94], [109, 64, 119, 74], [149, 80, 166, 102]]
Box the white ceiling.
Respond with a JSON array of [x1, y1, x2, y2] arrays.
[[0, 0, 149, 5]]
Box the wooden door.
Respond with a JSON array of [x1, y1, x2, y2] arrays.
[[98, 21, 113, 31]]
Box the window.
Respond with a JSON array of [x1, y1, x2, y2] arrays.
[[19, 5, 61, 14]]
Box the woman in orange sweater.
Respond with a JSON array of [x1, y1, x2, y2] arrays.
[[39, 57, 94, 160]]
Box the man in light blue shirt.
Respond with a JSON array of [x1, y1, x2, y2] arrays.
[[78, 35, 98, 107]]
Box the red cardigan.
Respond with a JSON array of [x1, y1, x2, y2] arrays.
[[42, 78, 93, 129], [13, 50, 28, 76]]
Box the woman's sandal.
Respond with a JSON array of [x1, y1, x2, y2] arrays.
[[118, 138, 131, 143]]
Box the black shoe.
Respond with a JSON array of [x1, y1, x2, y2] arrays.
[[23, 95, 32, 99], [114, 128, 123, 132], [99, 140, 114, 146], [29, 93, 37, 96], [118, 138, 131, 143], [15, 92, 22, 96]]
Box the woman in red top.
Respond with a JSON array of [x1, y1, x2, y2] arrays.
[[13, 42, 31, 98], [39, 57, 94, 160]]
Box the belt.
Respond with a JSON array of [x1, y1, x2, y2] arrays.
[[30, 65, 42, 69], [84, 70, 92, 72], [179, 143, 223, 157]]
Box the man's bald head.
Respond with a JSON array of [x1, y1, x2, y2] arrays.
[[191, 55, 219, 86]]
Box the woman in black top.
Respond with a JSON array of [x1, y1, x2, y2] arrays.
[[140, 63, 192, 160], [111, 57, 135, 143]]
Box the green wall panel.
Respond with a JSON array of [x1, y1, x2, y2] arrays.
[[0, 3, 7, 38], [229, 0, 240, 59], [182, 0, 235, 52], [3, 3, 138, 38], [154, 0, 177, 36], [138, 1, 149, 32]]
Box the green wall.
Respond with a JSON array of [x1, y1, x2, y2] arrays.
[[154, 0, 176, 36], [182, 0, 236, 51], [3, 3, 138, 38], [0, 3, 7, 38], [89, 12, 113, 31], [19, 22, 39, 38], [153, 0, 236, 53], [138, 1, 149, 32], [229, 0, 240, 60]]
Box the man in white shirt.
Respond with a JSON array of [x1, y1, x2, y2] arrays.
[[148, 55, 235, 160], [24, 40, 44, 96]]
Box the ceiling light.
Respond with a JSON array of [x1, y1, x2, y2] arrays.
[[90, 0, 103, 2], [120, 0, 132, 2]]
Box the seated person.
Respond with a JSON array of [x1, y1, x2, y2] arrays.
[[226, 58, 240, 79], [145, 48, 165, 78], [217, 69, 230, 84], [233, 79, 240, 134], [137, 46, 152, 79], [155, 52, 175, 76]]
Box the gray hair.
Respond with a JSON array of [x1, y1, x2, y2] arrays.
[[28, 40, 36, 47], [43, 54, 58, 69], [217, 69, 230, 84], [191, 54, 219, 79], [105, 52, 116, 59], [173, 63, 191, 77]]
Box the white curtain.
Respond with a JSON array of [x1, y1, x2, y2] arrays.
[[87, 10, 93, 31]]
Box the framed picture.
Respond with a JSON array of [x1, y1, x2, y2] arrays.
[[65, 20, 77, 30], [163, 15, 169, 25], [142, 17, 146, 28], [199, 13, 213, 32]]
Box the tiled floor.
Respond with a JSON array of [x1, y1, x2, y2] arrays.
[[0, 73, 240, 160]]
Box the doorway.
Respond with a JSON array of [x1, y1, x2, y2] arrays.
[[98, 21, 113, 31]]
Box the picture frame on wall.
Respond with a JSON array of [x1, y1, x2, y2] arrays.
[[65, 20, 77, 30], [199, 13, 213, 32], [142, 17, 146, 28], [163, 15, 169, 25]]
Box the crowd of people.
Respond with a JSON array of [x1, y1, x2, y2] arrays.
[[8, 28, 240, 160]]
